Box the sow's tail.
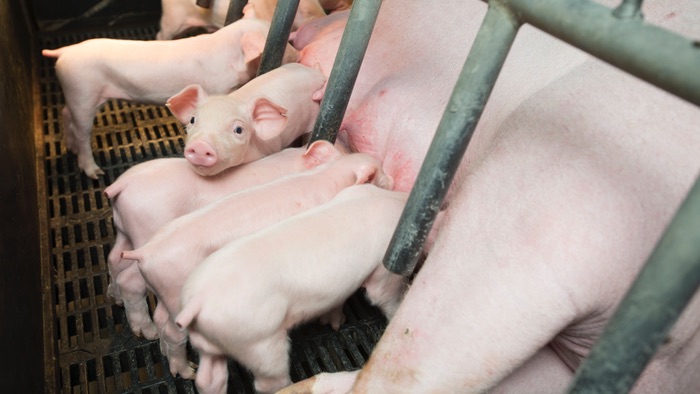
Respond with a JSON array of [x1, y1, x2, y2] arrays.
[[41, 48, 64, 58]]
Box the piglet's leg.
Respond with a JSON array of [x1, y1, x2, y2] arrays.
[[61, 107, 78, 154], [240, 330, 291, 393], [362, 268, 407, 320], [194, 354, 228, 394], [153, 303, 196, 379], [115, 264, 158, 340], [318, 304, 346, 330], [61, 99, 104, 178], [106, 232, 132, 305]]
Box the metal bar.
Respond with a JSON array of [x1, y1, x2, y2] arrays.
[[612, 0, 644, 19], [224, 0, 247, 25], [257, 0, 300, 76], [382, 2, 521, 276], [566, 175, 700, 393], [501, 0, 700, 107], [307, 0, 383, 144]]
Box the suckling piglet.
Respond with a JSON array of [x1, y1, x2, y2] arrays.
[[105, 144, 328, 342], [176, 184, 409, 394], [119, 141, 392, 382]]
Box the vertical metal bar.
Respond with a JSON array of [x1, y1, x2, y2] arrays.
[[566, 176, 700, 394], [225, 0, 248, 26], [382, 2, 521, 276], [257, 0, 300, 76], [307, 0, 383, 144]]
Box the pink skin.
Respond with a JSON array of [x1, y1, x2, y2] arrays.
[[120, 142, 393, 386], [280, 0, 700, 392], [105, 144, 335, 343], [41, 18, 290, 179], [176, 185, 409, 394], [167, 63, 325, 176]]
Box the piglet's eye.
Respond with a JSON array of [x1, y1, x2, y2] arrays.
[[189, 116, 195, 125], [234, 126, 243, 134]]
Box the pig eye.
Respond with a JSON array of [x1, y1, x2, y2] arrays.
[[233, 126, 243, 135], [189, 116, 195, 125]]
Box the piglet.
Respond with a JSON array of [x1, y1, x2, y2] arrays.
[[42, 18, 298, 178], [105, 144, 326, 342], [176, 184, 409, 394], [166, 62, 325, 176], [120, 141, 393, 381]]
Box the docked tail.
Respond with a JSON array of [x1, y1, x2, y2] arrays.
[[175, 296, 201, 329], [41, 48, 64, 58], [120, 250, 142, 263], [103, 179, 126, 199]]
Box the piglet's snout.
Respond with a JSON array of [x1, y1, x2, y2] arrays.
[[185, 140, 218, 167]]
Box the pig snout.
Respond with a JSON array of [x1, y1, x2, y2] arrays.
[[185, 140, 218, 168]]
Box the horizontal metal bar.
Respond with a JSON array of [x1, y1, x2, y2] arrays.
[[257, 0, 300, 76], [500, 0, 700, 107], [308, 0, 382, 144], [382, 2, 521, 276], [224, 0, 247, 25], [566, 175, 700, 393]]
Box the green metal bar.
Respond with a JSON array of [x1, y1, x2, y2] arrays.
[[612, 0, 644, 19], [501, 0, 700, 107], [224, 0, 247, 25], [566, 176, 700, 393], [382, 2, 521, 276], [307, 0, 382, 144], [257, 0, 299, 76]]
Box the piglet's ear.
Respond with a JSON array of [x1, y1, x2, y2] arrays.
[[302, 140, 342, 169], [353, 163, 379, 186], [240, 30, 266, 66], [166, 84, 207, 124], [252, 97, 288, 141]]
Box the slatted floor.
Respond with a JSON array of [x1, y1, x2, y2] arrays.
[[38, 25, 387, 393]]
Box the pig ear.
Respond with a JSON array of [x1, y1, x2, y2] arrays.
[[240, 30, 266, 66], [302, 140, 341, 168], [166, 85, 207, 124], [353, 163, 380, 186], [251, 98, 288, 141]]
